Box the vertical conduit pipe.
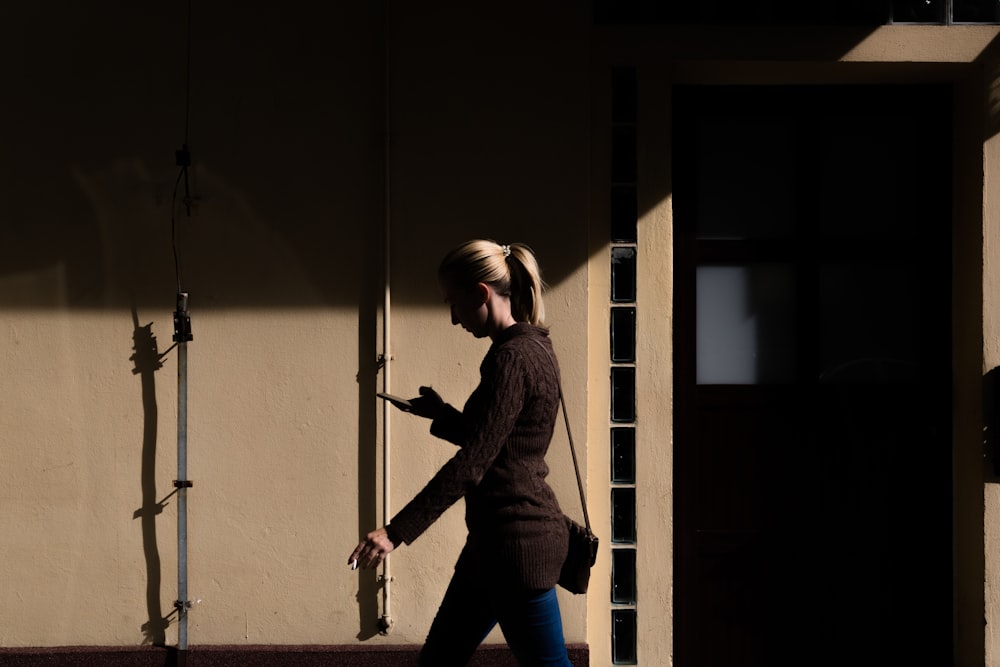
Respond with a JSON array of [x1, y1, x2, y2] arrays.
[[379, 0, 394, 634], [173, 1, 194, 657], [177, 340, 189, 652], [173, 292, 193, 660], [380, 227, 393, 634]]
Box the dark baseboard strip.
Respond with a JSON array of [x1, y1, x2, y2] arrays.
[[0, 643, 589, 666]]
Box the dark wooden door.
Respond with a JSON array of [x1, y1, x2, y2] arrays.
[[673, 85, 953, 667]]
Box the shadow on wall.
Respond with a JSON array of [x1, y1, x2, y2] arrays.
[[130, 305, 179, 645], [984, 366, 1000, 483], [0, 0, 382, 311], [978, 32, 1000, 142], [14, 3, 1000, 315], [355, 311, 383, 641], [0, 0, 595, 312]]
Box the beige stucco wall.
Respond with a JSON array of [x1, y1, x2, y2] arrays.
[[984, 53, 1000, 666], [5, 5, 1000, 666], [0, 0, 593, 652]]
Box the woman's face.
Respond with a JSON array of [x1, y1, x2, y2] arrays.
[[442, 281, 489, 338]]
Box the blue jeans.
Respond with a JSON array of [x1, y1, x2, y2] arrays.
[[419, 550, 573, 667]]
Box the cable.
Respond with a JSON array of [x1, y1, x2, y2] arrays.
[[182, 0, 191, 149], [171, 168, 185, 295], [171, 0, 193, 296]]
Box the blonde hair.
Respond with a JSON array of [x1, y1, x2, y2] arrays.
[[438, 239, 547, 327]]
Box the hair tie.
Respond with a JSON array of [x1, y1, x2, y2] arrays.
[[501, 244, 511, 258]]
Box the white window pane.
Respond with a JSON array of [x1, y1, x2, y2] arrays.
[[697, 264, 796, 384]]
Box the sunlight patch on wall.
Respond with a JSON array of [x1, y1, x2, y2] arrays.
[[840, 25, 1000, 62]]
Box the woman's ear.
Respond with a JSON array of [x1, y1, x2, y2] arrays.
[[475, 282, 491, 305]]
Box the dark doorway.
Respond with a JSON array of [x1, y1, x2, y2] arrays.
[[672, 84, 953, 666]]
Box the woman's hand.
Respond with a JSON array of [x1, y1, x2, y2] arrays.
[[348, 528, 396, 570], [408, 386, 445, 420]]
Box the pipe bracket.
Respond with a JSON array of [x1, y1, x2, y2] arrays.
[[173, 292, 193, 343]]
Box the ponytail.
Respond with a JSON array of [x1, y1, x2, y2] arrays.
[[505, 243, 545, 326]]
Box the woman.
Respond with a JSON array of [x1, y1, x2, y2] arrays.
[[348, 240, 572, 666]]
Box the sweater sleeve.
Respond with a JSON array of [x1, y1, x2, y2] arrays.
[[429, 404, 467, 446], [388, 348, 526, 545]]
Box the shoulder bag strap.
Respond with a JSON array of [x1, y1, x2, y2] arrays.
[[531, 338, 592, 533]]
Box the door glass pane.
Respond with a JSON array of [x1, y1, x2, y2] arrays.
[[695, 117, 796, 239], [818, 263, 920, 383], [817, 122, 902, 239], [697, 264, 796, 384]]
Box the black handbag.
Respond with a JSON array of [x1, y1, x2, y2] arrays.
[[535, 340, 599, 594], [560, 514, 599, 594]]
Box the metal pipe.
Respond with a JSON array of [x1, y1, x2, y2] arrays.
[[172, 3, 195, 659], [173, 293, 193, 655], [380, 238, 393, 634], [177, 340, 189, 651], [379, 0, 394, 634]]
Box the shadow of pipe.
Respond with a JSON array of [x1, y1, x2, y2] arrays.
[[354, 210, 384, 640], [130, 305, 173, 646]]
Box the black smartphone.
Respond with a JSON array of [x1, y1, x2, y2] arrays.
[[377, 392, 413, 410]]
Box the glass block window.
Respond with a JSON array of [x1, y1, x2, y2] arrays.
[[612, 66, 637, 123], [611, 427, 636, 483], [612, 186, 638, 243], [596, 0, 1000, 24], [611, 64, 639, 665], [613, 609, 638, 665], [612, 548, 637, 604], [611, 367, 636, 422], [611, 247, 637, 303], [611, 307, 636, 363], [953, 0, 1000, 22], [612, 487, 637, 543], [893, 0, 946, 22], [613, 126, 638, 183], [891, 0, 1000, 22]]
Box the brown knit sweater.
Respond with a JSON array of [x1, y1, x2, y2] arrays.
[[388, 323, 569, 591]]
